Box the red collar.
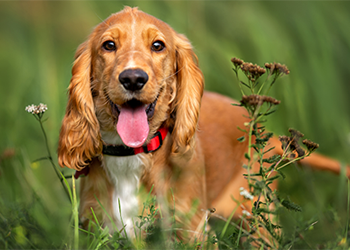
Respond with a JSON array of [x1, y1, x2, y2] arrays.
[[74, 127, 168, 179]]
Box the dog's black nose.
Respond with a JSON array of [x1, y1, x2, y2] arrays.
[[119, 69, 148, 91]]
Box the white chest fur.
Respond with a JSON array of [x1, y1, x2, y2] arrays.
[[101, 130, 145, 237]]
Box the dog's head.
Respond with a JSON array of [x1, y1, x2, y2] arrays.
[[58, 7, 204, 170]]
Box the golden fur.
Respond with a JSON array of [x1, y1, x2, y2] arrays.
[[58, 7, 349, 238]]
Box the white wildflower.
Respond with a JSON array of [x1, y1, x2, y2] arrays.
[[38, 103, 48, 113], [25, 103, 48, 115], [239, 187, 254, 200], [242, 210, 251, 217], [25, 104, 35, 113]]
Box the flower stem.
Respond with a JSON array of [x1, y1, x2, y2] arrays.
[[38, 117, 71, 202], [234, 67, 245, 96]]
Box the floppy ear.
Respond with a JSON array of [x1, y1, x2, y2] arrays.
[[171, 33, 204, 154], [58, 41, 102, 170]]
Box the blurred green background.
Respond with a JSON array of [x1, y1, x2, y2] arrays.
[[1, 1, 350, 248]]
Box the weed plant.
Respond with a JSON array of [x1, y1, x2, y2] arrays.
[[226, 58, 320, 248]]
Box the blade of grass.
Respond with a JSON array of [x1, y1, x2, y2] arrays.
[[72, 175, 79, 250], [235, 218, 244, 248], [118, 198, 129, 240], [59, 171, 73, 203], [94, 194, 119, 232], [131, 217, 138, 244], [220, 195, 240, 240], [91, 207, 100, 227], [140, 185, 154, 218]]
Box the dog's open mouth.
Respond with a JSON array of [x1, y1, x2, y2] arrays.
[[108, 96, 158, 148]]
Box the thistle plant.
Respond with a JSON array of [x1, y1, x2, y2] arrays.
[[231, 58, 319, 248]]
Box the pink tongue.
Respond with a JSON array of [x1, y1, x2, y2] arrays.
[[116, 105, 149, 148]]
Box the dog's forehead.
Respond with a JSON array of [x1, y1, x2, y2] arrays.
[[99, 7, 174, 37]]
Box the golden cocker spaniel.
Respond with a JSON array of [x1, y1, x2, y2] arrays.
[[58, 6, 347, 238]]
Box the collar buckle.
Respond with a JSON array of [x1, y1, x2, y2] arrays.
[[142, 130, 163, 154]]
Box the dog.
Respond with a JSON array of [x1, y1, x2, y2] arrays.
[[58, 6, 349, 239]]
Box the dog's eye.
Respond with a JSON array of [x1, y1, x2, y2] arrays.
[[102, 41, 116, 51], [151, 41, 165, 52]]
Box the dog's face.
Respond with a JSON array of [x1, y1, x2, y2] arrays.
[[58, 7, 204, 170], [90, 9, 177, 148]]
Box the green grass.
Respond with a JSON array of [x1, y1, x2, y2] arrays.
[[1, 150, 349, 249], [1, 1, 350, 249]]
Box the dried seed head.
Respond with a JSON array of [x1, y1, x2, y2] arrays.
[[241, 62, 253, 72], [296, 147, 305, 157], [263, 96, 281, 105], [265, 62, 290, 75], [302, 139, 319, 152], [289, 128, 304, 139], [240, 94, 263, 107], [265, 63, 271, 69], [241, 62, 266, 78], [241, 95, 280, 108], [231, 57, 244, 67], [258, 67, 266, 75], [280, 129, 312, 158], [277, 63, 290, 75], [279, 135, 290, 150], [289, 139, 299, 152], [280, 134, 303, 156], [248, 64, 258, 74]]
